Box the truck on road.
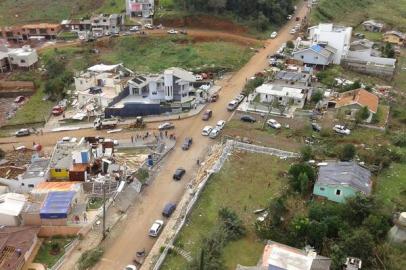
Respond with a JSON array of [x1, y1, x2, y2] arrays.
[[94, 117, 118, 130]]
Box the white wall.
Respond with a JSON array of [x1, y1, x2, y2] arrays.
[[0, 213, 20, 226]]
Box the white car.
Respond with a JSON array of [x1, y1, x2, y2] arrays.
[[158, 122, 175, 130], [149, 220, 164, 237], [202, 126, 213, 136], [235, 94, 245, 103], [287, 15, 293, 20], [167, 29, 178, 34], [267, 119, 281, 129], [62, 136, 71, 142], [144, 23, 154, 29], [124, 265, 137, 270], [195, 74, 203, 81], [270, 31, 278, 39], [129, 26, 139, 32], [290, 29, 296, 34], [333, 125, 351, 135], [209, 127, 221, 139], [216, 120, 226, 130]]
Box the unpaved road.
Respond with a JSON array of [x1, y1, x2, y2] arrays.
[[93, 4, 310, 270], [0, 3, 309, 269]]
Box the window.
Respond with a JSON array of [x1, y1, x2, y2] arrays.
[[51, 28, 54, 31], [301, 55, 304, 59], [28, 184, 34, 188], [55, 169, 61, 172], [21, 183, 25, 186], [320, 187, 325, 191], [103, 20, 107, 22], [20, 59, 26, 63], [335, 189, 341, 196]]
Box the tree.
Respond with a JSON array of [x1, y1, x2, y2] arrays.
[[311, 90, 324, 103], [286, 40, 295, 49], [355, 106, 370, 123], [289, 163, 316, 192], [339, 144, 356, 161], [363, 214, 390, 240], [341, 228, 375, 265], [300, 145, 313, 161], [307, 220, 327, 250], [298, 172, 309, 196], [342, 194, 376, 226], [382, 43, 395, 58], [218, 207, 246, 241]]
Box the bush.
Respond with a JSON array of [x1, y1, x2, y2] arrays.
[[391, 131, 406, 147], [218, 207, 246, 241], [300, 146, 313, 161], [135, 168, 149, 183], [77, 247, 104, 270], [339, 144, 356, 161], [311, 90, 324, 103], [288, 163, 315, 194]]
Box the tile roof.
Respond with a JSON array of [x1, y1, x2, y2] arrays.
[[335, 88, 379, 113], [317, 161, 372, 194]]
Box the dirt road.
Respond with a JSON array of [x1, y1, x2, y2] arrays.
[[0, 3, 309, 269], [92, 4, 310, 270]]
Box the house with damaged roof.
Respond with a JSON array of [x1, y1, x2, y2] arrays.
[[328, 88, 379, 123], [313, 161, 372, 203]]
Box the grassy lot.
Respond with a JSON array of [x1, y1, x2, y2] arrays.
[[162, 152, 291, 270], [0, 0, 125, 26], [311, 0, 406, 32], [100, 36, 254, 73], [376, 163, 406, 211], [34, 237, 74, 268]]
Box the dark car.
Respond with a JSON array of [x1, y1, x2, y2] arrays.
[[182, 137, 193, 150], [202, 110, 213, 121], [173, 168, 186, 180], [162, 202, 177, 217], [311, 122, 322, 132], [240, 115, 256, 123]]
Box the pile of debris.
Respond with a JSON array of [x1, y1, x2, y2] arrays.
[[0, 166, 26, 179]]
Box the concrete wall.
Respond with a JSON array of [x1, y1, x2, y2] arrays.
[[38, 226, 80, 237], [313, 183, 357, 203], [342, 59, 395, 79]]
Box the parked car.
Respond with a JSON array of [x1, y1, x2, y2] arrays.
[[173, 168, 186, 180], [202, 109, 212, 121], [149, 220, 164, 237], [333, 125, 351, 135], [311, 122, 322, 132], [124, 265, 137, 270], [162, 203, 176, 217], [15, 128, 30, 137], [167, 29, 178, 34], [144, 23, 154, 29], [158, 122, 175, 130], [202, 126, 213, 136], [209, 127, 221, 139], [290, 29, 296, 34], [270, 31, 278, 39], [52, 105, 64, 116], [129, 26, 139, 32], [267, 119, 281, 129], [182, 137, 193, 150], [216, 120, 226, 130], [287, 15, 293, 20], [235, 95, 245, 103], [227, 100, 239, 111], [209, 93, 219, 102], [240, 115, 256, 123]]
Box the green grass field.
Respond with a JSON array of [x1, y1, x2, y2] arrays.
[[311, 0, 406, 32], [376, 163, 406, 211], [161, 152, 290, 270], [34, 237, 74, 268], [0, 0, 125, 26], [101, 36, 254, 73]]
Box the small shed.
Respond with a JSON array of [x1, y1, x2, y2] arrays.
[[40, 191, 75, 219]]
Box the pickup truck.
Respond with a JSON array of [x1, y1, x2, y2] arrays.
[[94, 117, 118, 130]]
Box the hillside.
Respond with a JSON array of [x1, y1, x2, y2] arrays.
[[311, 0, 406, 31], [0, 0, 125, 26]]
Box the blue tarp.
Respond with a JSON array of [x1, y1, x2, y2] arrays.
[[40, 191, 75, 219]]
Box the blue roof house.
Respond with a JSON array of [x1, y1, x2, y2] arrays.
[[313, 161, 372, 203], [292, 44, 337, 66]]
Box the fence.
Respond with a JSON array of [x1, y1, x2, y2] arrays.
[[151, 140, 298, 270], [49, 238, 80, 270]]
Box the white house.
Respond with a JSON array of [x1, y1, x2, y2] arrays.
[[255, 84, 307, 108], [0, 193, 27, 226], [0, 42, 38, 72], [308, 23, 352, 64], [126, 0, 154, 18], [75, 63, 134, 108]]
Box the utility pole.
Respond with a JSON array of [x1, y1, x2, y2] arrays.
[[102, 183, 106, 240]]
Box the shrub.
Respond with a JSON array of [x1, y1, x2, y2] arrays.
[[391, 131, 406, 147], [77, 247, 104, 270], [300, 146, 313, 161], [339, 144, 356, 161]]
